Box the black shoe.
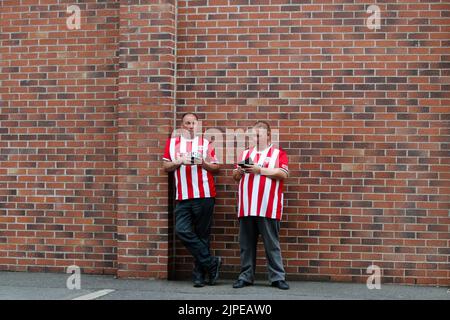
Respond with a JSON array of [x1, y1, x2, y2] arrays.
[[208, 257, 221, 285], [193, 279, 206, 288], [232, 279, 253, 289], [192, 264, 206, 288], [271, 280, 289, 290]]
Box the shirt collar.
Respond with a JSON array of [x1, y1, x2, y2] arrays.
[[254, 143, 272, 154]]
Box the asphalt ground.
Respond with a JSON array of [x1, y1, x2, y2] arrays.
[[0, 271, 449, 300]]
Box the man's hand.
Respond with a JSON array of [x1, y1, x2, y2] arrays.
[[163, 157, 183, 173], [232, 166, 245, 181], [173, 157, 183, 166], [180, 153, 193, 165], [192, 155, 203, 165], [243, 164, 261, 175]]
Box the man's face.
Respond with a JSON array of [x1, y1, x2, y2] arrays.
[[182, 114, 198, 137], [252, 126, 269, 148]]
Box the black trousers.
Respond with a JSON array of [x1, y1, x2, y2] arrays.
[[238, 216, 286, 283], [174, 197, 215, 279]]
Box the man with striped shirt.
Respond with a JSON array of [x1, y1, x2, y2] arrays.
[[232, 121, 290, 290], [163, 113, 221, 287]]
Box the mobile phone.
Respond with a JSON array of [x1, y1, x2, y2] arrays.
[[238, 158, 254, 167], [190, 152, 202, 165]]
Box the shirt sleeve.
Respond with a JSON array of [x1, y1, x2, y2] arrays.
[[206, 141, 219, 164], [162, 138, 172, 161], [277, 149, 289, 175]]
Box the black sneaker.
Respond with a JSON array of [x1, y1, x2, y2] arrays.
[[193, 279, 206, 288], [192, 264, 206, 288], [271, 280, 290, 290], [208, 257, 221, 285], [232, 279, 253, 289]]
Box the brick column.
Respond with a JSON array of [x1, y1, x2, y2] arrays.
[[0, 0, 119, 275], [116, 0, 176, 278]]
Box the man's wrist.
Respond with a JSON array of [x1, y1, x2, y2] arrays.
[[173, 160, 182, 167]]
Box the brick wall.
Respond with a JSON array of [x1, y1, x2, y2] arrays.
[[175, 0, 450, 286], [1, 0, 449, 286], [0, 0, 119, 274]]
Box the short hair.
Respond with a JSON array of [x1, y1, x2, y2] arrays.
[[253, 120, 271, 135], [181, 112, 199, 121]]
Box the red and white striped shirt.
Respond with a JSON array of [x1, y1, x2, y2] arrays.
[[236, 144, 289, 221], [163, 135, 218, 201]]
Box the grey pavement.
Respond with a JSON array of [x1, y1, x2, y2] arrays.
[[0, 271, 449, 300]]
